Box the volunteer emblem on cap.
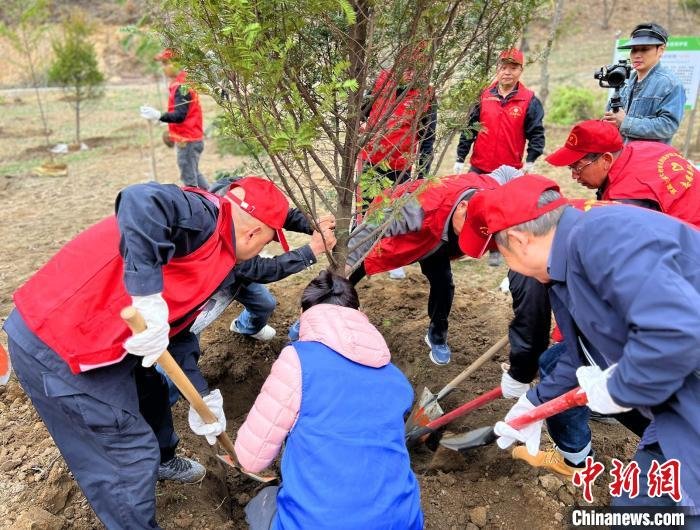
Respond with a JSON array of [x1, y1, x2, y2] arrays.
[[567, 133, 578, 146]]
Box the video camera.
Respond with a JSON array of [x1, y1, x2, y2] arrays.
[[594, 59, 632, 112]]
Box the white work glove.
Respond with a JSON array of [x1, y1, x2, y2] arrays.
[[523, 161, 535, 173], [139, 105, 161, 121], [188, 389, 226, 445], [576, 364, 632, 415], [123, 293, 170, 368], [493, 394, 541, 456], [453, 161, 465, 173], [500, 363, 530, 398]]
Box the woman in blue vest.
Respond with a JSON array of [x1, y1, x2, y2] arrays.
[[235, 270, 423, 530]]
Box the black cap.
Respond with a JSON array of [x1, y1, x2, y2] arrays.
[[617, 23, 668, 49]]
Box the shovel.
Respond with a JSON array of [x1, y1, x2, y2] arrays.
[[406, 335, 508, 432], [439, 387, 588, 453], [121, 306, 276, 483], [405, 385, 503, 447]]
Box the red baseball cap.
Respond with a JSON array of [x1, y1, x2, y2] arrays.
[[546, 120, 624, 167], [459, 175, 568, 257], [499, 48, 524, 65], [154, 49, 175, 62], [225, 176, 290, 251]]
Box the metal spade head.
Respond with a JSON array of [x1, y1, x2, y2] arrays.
[[439, 426, 498, 453], [405, 387, 445, 434]]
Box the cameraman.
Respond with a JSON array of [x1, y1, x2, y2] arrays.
[[602, 23, 685, 144]]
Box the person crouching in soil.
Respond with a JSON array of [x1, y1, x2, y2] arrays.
[[235, 270, 424, 530]]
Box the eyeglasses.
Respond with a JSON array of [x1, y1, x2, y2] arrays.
[[568, 155, 601, 174]]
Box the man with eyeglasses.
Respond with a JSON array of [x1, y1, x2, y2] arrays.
[[547, 120, 700, 227], [602, 22, 686, 144], [499, 119, 699, 479]]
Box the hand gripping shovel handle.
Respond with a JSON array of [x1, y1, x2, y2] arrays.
[[121, 307, 276, 483], [508, 387, 588, 430], [435, 335, 509, 401]]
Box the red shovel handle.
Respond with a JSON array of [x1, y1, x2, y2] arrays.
[[507, 387, 588, 430], [427, 386, 503, 430]]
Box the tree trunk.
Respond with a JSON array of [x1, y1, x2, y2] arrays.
[[75, 99, 81, 145], [20, 28, 54, 160], [539, 0, 565, 108], [333, 0, 372, 271], [600, 0, 617, 30]]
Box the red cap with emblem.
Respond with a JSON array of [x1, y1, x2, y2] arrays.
[[225, 176, 290, 251], [546, 120, 624, 167], [499, 48, 524, 65], [459, 174, 568, 257]]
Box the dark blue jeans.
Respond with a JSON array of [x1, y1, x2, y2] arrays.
[[539, 343, 592, 463], [232, 283, 277, 335]]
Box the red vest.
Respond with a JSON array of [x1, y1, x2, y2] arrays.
[[360, 70, 432, 171], [168, 71, 204, 143], [604, 142, 700, 228], [13, 189, 235, 374], [470, 83, 534, 173], [363, 173, 499, 274]]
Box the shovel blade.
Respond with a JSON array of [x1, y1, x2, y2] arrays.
[[405, 387, 444, 433], [215, 455, 278, 484], [439, 426, 497, 453]]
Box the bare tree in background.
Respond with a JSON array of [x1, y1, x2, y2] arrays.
[[1, 0, 55, 160], [156, 0, 541, 269], [601, 0, 617, 30], [539, 0, 565, 107]]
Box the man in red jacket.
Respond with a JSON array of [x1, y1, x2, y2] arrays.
[[140, 49, 208, 189], [346, 167, 521, 365], [454, 48, 545, 266], [546, 119, 700, 227], [3, 178, 315, 529]]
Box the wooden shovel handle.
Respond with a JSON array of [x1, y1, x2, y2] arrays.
[[120, 307, 237, 459], [436, 335, 509, 401]]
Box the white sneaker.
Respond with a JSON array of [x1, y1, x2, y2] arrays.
[[230, 320, 277, 341], [388, 267, 406, 280]]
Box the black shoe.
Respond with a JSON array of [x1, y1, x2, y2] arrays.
[[158, 456, 206, 483], [589, 411, 617, 425]]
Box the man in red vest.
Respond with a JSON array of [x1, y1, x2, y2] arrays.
[[140, 49, 208, 189], [3, 178, 321, 529], [454, 48, 545, 266], [358, 46, 437, 280], [346, 166, 521, 365], [546, 119, 700, 227]]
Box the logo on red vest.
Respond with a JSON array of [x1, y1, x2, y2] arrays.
[[657, 152, 694, 196], [509, 106, 523, 118]]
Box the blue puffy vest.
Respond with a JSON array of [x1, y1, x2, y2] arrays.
[[274, 340, 424, 530]]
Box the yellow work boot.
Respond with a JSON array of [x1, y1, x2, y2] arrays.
[[511, 446, 578, 478]]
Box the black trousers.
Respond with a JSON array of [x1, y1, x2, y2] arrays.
[[350, 245, 454, 345], [507, 269, 552, 383]]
